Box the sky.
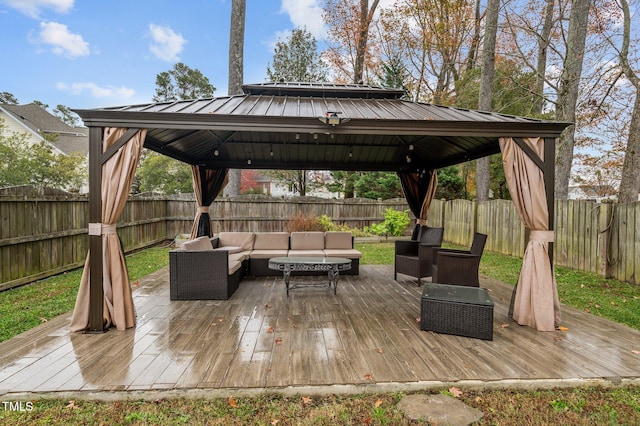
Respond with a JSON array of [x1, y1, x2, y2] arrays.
[[0, 0, 333, 111]]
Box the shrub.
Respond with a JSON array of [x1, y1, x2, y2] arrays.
[[285, 213, 322, 232], [364, 208, 410, 237]]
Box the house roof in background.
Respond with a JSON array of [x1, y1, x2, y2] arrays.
[[1, 103, 88, 156], [73, 82, 571, 172]]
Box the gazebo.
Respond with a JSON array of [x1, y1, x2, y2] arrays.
[[71, 82, 570, 334]]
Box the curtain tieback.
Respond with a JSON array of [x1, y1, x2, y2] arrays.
[[416, 218, 427, 225], [529, 230, 554, 243], [88, 223, 117, 236], [197, 206, 210, 214]]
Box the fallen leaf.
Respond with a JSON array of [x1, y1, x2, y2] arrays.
[[364, 373, 373, 380], [132, 281, 139, 288], [228, 396, 237, 408], [474, 396, 483, 403], [375, 399, 383, 407], [66, 400, 78, 409], [267, 326, 274, 333], [275, 338, 283, 345], [557, 326, 569, 332], [265, 304, 271, 309], [40, 317, 48, 323], [271, 420, 279, 425], [499, 323, 509, 328], [416, 317, 420, 323], [595, 304, 601, 308], [376, 348, 383, 354], [632, 350, 640, 355], [301, 396, 312, 405], [449, 387, 463, 398]]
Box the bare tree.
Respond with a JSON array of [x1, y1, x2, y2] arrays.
[[476, 0, 500, 202], [224, 0, 246, 197], [554, 0, 591, 199], [617, 0, 640, 202], [534, 0, 556, 114]]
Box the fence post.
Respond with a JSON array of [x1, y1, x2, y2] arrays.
[[597, 202, 614, 278]]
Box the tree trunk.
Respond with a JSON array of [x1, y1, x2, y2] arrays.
[[476, 0, 499, 202], [225, 0, 246, 197], [534, 0, 555, 115], [617, 0, 640, 203], [353, 0, 380, 84], [228, 0, 245, 95], [465, 0, 482, 73], [618, 92, 640, 202], [554, 0, 590, 199]]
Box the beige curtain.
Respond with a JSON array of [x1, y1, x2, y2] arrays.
[[70, 128, 147, 332], [500, 137, 561, 331], [189, 166, 228, 239], [398, 169, 438, 229]]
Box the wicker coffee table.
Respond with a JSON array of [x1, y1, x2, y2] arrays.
[[420, 282, 494, 340], [268, 257, 352, 296]]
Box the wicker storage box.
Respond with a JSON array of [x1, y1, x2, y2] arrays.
[[420, 283, 494, 340]]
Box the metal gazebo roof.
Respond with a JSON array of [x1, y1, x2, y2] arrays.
[[74, 82, 570, 172]]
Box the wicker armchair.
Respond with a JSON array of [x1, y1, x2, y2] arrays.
[[169, 237, 242, 300], [432, 232, 487, 287], [394, 226, 444, 286]]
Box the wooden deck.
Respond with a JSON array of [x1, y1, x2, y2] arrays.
[[1, 265, 640, 399]]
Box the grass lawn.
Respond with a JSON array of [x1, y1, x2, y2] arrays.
[[1, 242, 639, 425]]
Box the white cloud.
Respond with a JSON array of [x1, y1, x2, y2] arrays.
[[280, 0, 325, 38], [38, 21, 89, 58], [148, 23, 186, 62], [0, 0, 74, 18], [57, 82, 135, 99]]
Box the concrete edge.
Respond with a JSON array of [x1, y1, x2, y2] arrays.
[[3, 377, 639, 402]]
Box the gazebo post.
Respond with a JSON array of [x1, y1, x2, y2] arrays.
[[87, 126, 105, 332], [544, 137, 556, 266]]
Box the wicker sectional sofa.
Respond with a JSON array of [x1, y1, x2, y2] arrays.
[[169, 231, 362, 300]]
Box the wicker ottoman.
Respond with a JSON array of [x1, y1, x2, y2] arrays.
[[420, 283, 494, 340]]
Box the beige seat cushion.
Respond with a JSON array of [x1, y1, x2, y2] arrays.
[[228, 259, 242, 275], [229, 252, 250, 262], [290, 232, 325, 250], [323, 248, 362, 259], [214, 245, 244, 254], [254, 232, 290, 250], [218, 232, 255, 251], [180, 236, 213, 251], [288, 249, 325, 257], [324, 232, 353, 249], [250, 249, 289, 259]]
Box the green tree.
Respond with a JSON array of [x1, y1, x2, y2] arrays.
[[152, 62, 216, 102], [435, 166, 465, 200], [327, 171, 359, 198], [0, 122, 86, 190], [53, 104, 81, 127], [266, 27, 329, 83], [33, 100, 49, 110], [137, 151, 192, 194], [353, 171, 402, 200], [265, 27, 328, 197], [377, 55, 410, 96], [0, 92, 18, 104]]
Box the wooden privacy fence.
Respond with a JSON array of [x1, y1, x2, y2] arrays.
[[0, 193, 409, 290], [430, 198, 639, 285], [1, 190, 638, 290]]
